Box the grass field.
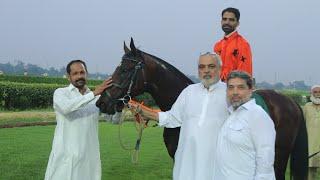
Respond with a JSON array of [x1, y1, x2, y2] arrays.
[[1, 110, 319, 180], [0, 122, 173, 180]]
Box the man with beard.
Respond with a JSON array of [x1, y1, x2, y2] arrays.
[[45, 60, 113, 180], [303, 85, 320, 180], [213, 71, 276, 180], [213, 7, 252, 81], [129, 53, 229, 180]]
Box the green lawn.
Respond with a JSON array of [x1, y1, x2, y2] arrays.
[[0, 110, 318, 179], [0, 123, 173, 180]]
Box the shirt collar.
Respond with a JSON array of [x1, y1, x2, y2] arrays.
[[67, 84, 90, 94], [228, 98, 256, 113], [224, 30, 238, 39], [201, 80, 223, 92]]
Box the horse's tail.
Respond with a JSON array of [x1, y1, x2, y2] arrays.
[[290, 105, 308, 180]]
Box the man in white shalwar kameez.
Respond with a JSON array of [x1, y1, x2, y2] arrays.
[[213, 71, 276, 180], [45, 60, 113, 180], [129, 53, 229, 180]]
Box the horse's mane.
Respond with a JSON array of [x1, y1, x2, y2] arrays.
[[140, 50, 194, 84]]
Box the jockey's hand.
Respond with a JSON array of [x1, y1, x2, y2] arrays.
[[93, 77, 113, 96]]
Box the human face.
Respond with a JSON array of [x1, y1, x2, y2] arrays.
[[312, 87, 320, 98], [198, 55, 220, 88], [227, 77, 252, 109], [221, 11, 239, 35], [68, 62, 87, 89]]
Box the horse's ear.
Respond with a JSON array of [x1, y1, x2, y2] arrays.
[[130, 37, 137, 54], [124, 41, 130, 53]]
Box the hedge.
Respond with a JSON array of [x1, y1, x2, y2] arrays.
[[0, 81, 155, 110], [0, 82, 62, 110], [0, 75, 103, 86], [0, 80, 306, 110]]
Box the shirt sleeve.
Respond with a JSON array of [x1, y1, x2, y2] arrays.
[[53, 88, 96, 115], [213, 41, 221, 55], [237, 41, 252, 76], [249, 110, 276, 180], [158, 87, 188, 128]]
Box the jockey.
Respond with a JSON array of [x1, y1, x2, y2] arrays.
[[213, 7, 252, 81]]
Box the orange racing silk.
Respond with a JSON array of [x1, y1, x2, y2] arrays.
[[214, 31, 252, 81]]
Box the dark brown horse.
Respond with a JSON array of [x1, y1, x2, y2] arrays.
[[96, 39, 308, 180]]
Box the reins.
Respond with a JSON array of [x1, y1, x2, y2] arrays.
[[309, 150, 320, 159], [118, 100, 159, 164], [102, 54, 156, 163]]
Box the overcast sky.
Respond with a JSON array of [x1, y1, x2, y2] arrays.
[[0, 0, 319, 84]]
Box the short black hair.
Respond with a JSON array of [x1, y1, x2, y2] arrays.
[[66, 60, 88, 74], [222, 7, 240, 21], [227, 70, 253, 89]]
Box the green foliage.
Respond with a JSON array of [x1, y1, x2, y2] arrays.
[[280, 89, 309, 105], [135, 93, 157, 107], [0, 75, 157, 110], [0, 80, 157, 110], [0, 74, 103, 110], [0, 74, 103, 86], [0, 82, 61, 110], [0, 74, 310, 110]]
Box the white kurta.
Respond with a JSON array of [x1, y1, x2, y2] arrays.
[[213, 99, 276, 180], [45, 84, 101, 180], [158, 81, 229, 180]]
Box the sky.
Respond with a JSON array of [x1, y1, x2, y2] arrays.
[[0, 0, 319, 85]]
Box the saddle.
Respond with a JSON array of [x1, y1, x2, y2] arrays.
[[252, 92, 270, 115]]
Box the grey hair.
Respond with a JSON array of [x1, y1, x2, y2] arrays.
[[227, 70, 253, 89], [199, 52, 223, 68]]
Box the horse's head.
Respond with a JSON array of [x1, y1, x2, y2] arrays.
[[96, 38, 148, 114]]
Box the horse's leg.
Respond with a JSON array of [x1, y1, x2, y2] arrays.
[[163, 127, 180, 159]]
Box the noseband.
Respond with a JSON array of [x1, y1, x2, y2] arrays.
[[103, 56, 147, 105]]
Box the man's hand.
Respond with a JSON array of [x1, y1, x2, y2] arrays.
[[128, 100, 160, 121], [93, 77, 113, 96]]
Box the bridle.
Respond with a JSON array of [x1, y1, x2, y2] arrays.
[[103, 55, 149, 163], [102, 55, 147, 105]]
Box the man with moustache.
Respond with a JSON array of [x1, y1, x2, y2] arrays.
[[303, 85, 320, 180], [214, 7, 252, 81], [213, 71, 276, 180], [45, 60, 113, 180], [128, 52, 229, 180]]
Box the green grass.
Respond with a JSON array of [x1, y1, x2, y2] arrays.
[[1, 110, 319, 179], [0, 123, 173, 180]]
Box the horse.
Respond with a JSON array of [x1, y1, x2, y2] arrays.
[[96, 38, 308, 180]]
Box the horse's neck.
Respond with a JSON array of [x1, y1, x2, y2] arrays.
[[144, 58, 192, 111]]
